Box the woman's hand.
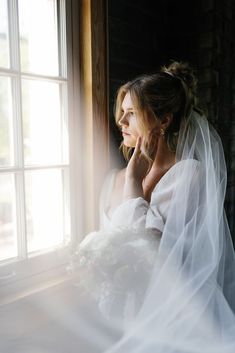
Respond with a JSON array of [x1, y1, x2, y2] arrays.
[[123, 136, 149, 200], [126, 136, 149, 182]]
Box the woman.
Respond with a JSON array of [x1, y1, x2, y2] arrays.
[[75, 61, 235, 353]]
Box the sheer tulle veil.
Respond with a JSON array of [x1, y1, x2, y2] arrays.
[[74, 109, 235, 353], [120, 110, 235, 353]]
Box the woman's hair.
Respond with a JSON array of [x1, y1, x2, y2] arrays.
[[114, 61, 204, 166]]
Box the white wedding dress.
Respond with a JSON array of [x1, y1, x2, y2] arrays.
[[73, 112, 235, 353], [76, 159, 200, 325]]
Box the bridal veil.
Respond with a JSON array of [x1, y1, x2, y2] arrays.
[[74, 108, 235, 353]]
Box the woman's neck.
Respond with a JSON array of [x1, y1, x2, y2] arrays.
[[150, 137, 176, 174], [142, 138, 176, 201]]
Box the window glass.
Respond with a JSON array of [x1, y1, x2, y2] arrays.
[[25, 168, 68, 253], [18, 0, 59, 76], [22, 79, 65, 166], [0, 76, 14, 166], [0, 0, 10, 68]]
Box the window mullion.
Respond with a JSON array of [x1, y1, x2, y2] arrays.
[[9, 0, 27, 259], [59, 0, 71, 246], [58, 0, 67, 78], [8, 0, 20, 71]]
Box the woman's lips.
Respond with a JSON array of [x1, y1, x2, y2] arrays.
[[122, 131, 131, 136]]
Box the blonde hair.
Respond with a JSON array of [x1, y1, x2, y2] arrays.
[[114, 82, 155, 167], [114, 61, 203, 169]]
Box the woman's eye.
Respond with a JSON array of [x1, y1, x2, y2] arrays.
[[120, 110, 134, 116]]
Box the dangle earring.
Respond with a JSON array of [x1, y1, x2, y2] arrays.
[[160, 128, 165, 136]]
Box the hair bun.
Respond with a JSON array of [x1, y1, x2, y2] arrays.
[[161, 61, 198, 95]]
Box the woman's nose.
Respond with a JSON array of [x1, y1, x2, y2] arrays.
[[119, 112, 128, 126]]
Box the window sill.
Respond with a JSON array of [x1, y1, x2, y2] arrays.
[[0, 246, 74, 306]]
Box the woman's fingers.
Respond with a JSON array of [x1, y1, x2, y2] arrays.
[[133, 136, 142, 156], [126, 136, 149, 182]]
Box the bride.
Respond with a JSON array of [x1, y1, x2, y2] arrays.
[[74, 61, 235, 353]]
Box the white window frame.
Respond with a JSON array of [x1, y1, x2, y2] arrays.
[[0, 0, 109, 304], [0, 0, 83, 301]]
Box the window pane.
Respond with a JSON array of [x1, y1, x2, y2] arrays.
[[0, 76, 14, 166], [18, 0, 59, 76], [0, 0, 9, 68], [22, 79, 67, 166], [0, 174, 17, 261], [25, 169, 68, 253]]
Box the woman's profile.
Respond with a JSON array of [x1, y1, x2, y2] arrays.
[[74, 61, 235, 353]]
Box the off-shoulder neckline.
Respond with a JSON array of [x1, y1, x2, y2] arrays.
[[112, 158, 198, 191], [151, 159, 199, 193], [104, 159, 199, 219]]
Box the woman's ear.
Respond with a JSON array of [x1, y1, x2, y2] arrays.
[[160, 113, 173, 130]]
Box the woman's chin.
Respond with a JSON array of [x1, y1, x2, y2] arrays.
[[123, 140, 136, 148], [122, 135, 137, 148]]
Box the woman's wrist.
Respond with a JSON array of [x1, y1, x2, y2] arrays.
[[123, 178, 144, 200]]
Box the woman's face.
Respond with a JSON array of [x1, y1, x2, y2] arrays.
[[119, 92, 141, 147]]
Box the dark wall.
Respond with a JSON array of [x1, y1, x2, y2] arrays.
[[108, 0, 235, 241]]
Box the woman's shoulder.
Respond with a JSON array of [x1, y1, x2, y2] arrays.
[[109, 167, 126, 201], [103, 167, 125, 186], [115, 167, 126, 184], [100, 168, 125, 202], [99, 167, 126, 218]]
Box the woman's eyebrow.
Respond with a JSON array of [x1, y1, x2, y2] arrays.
[[121, 107, 134, 111]]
